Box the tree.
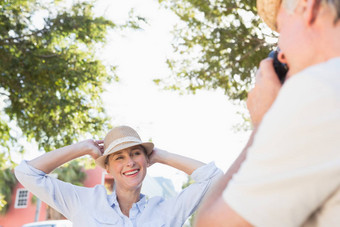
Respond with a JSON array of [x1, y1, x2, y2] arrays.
[[54, 160, 87, 186], [157, 0, 278, 101], [0, 157, 17, 214], [0, 0, 143, 212]]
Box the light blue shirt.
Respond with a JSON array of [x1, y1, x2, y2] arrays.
[[15, 161, 222, 227]]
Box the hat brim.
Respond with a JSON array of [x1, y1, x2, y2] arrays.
[[257, 0, 281, 31], [95, 141, 154, 169]]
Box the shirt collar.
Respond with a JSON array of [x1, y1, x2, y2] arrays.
[[136, 194, 147, 213], [108, 191, 147, 212], [108, 191, 119, 207]]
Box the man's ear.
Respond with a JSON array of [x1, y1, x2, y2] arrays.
[[303, 0, 322, 26]]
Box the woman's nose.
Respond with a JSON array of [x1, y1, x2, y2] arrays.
[[126, 156, 135, 167]]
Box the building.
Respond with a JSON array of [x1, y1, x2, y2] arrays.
[[0, 166, 176, 227]]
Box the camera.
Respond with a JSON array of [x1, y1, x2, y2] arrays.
[[268, 50, 288, 84]]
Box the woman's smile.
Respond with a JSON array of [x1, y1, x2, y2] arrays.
[[123, 168, 140, 177]]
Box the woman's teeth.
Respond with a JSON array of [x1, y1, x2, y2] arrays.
[[124, 170, 139, 176]]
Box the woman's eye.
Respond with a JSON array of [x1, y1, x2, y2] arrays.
[[115, 156, 123, 160], [134, 151, 141, 155]]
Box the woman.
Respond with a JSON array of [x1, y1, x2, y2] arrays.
[[15, 126, 222, 227]]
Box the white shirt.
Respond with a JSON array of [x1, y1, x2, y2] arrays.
[[15, 161, 222, 227], [223, 58, 340, 227]]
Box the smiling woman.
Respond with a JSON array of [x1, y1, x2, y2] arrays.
[[14, 125, 223, 227], [106, 146, 148, 187]]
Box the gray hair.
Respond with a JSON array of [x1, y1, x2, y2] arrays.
[[282, 0, 299, 12], [283, 0, 340, 22]]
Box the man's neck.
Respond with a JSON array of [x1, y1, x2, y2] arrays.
[[312, 7, 340, 62], [287, 22, 340, 80]]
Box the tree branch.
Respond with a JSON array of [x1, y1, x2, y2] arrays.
[[33, 53, 60, 58], [239, 40, 267, 62]]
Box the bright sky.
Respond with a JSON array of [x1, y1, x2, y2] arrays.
[[94, 0, 251, 190]]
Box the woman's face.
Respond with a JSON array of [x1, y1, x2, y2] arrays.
[[106, 145, 148, 191]]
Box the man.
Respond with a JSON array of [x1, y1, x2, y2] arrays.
[[194, 0, 340, 226]]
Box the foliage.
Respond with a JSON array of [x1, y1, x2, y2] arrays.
[[157, 0, 278, 101], [0, 194, 6, 212], [0, 0, 144, 214], [31, 194, 37, 205], [182, 175, 195, 189], [53, 160, 86, 186], [0, 154, 17, 214], [0, 0, 114, 154]]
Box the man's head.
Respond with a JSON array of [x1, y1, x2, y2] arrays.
[[257, 0, 340, 76], [257, 0, 340, 31]]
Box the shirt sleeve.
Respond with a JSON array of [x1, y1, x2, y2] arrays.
[[223, 70, 340, 227], [157, 162, 223, 226], [14, 160, 82, 219]]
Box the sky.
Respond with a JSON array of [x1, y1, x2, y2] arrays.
[[94, 0, 251, 190]]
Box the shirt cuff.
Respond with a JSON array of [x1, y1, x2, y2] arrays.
[[15, 160, 47, 177], [190, 162, 222, 182]]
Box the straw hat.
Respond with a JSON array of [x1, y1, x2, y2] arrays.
[[257, 0, 281, 31], [95, 126, 154, 169]]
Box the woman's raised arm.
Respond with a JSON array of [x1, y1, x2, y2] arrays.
[[28, 139, 104, 174], [148, 147, 205, 175]]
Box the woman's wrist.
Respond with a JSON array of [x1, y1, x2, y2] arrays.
[[71, 141, 90, 157], [156, 149, 169, 165], [149, 148, 170, 166], [77, 140, 103, 159]]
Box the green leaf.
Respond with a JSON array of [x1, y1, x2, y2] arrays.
[[158, 0, 278, 101]]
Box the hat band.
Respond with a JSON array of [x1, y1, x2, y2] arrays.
[[104, 136, 142, 155]]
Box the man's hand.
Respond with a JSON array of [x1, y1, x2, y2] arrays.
[[247, 58, 282, 127]]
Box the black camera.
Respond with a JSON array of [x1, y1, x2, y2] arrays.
[[268, 50, 288, 84]]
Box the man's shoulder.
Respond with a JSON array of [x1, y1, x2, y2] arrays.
[[293, 57, 340, 88], [278, 57, 340, 106]]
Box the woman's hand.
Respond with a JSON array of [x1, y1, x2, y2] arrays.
[[147, 147, 169, 167], [82, 139, 104, 160]]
